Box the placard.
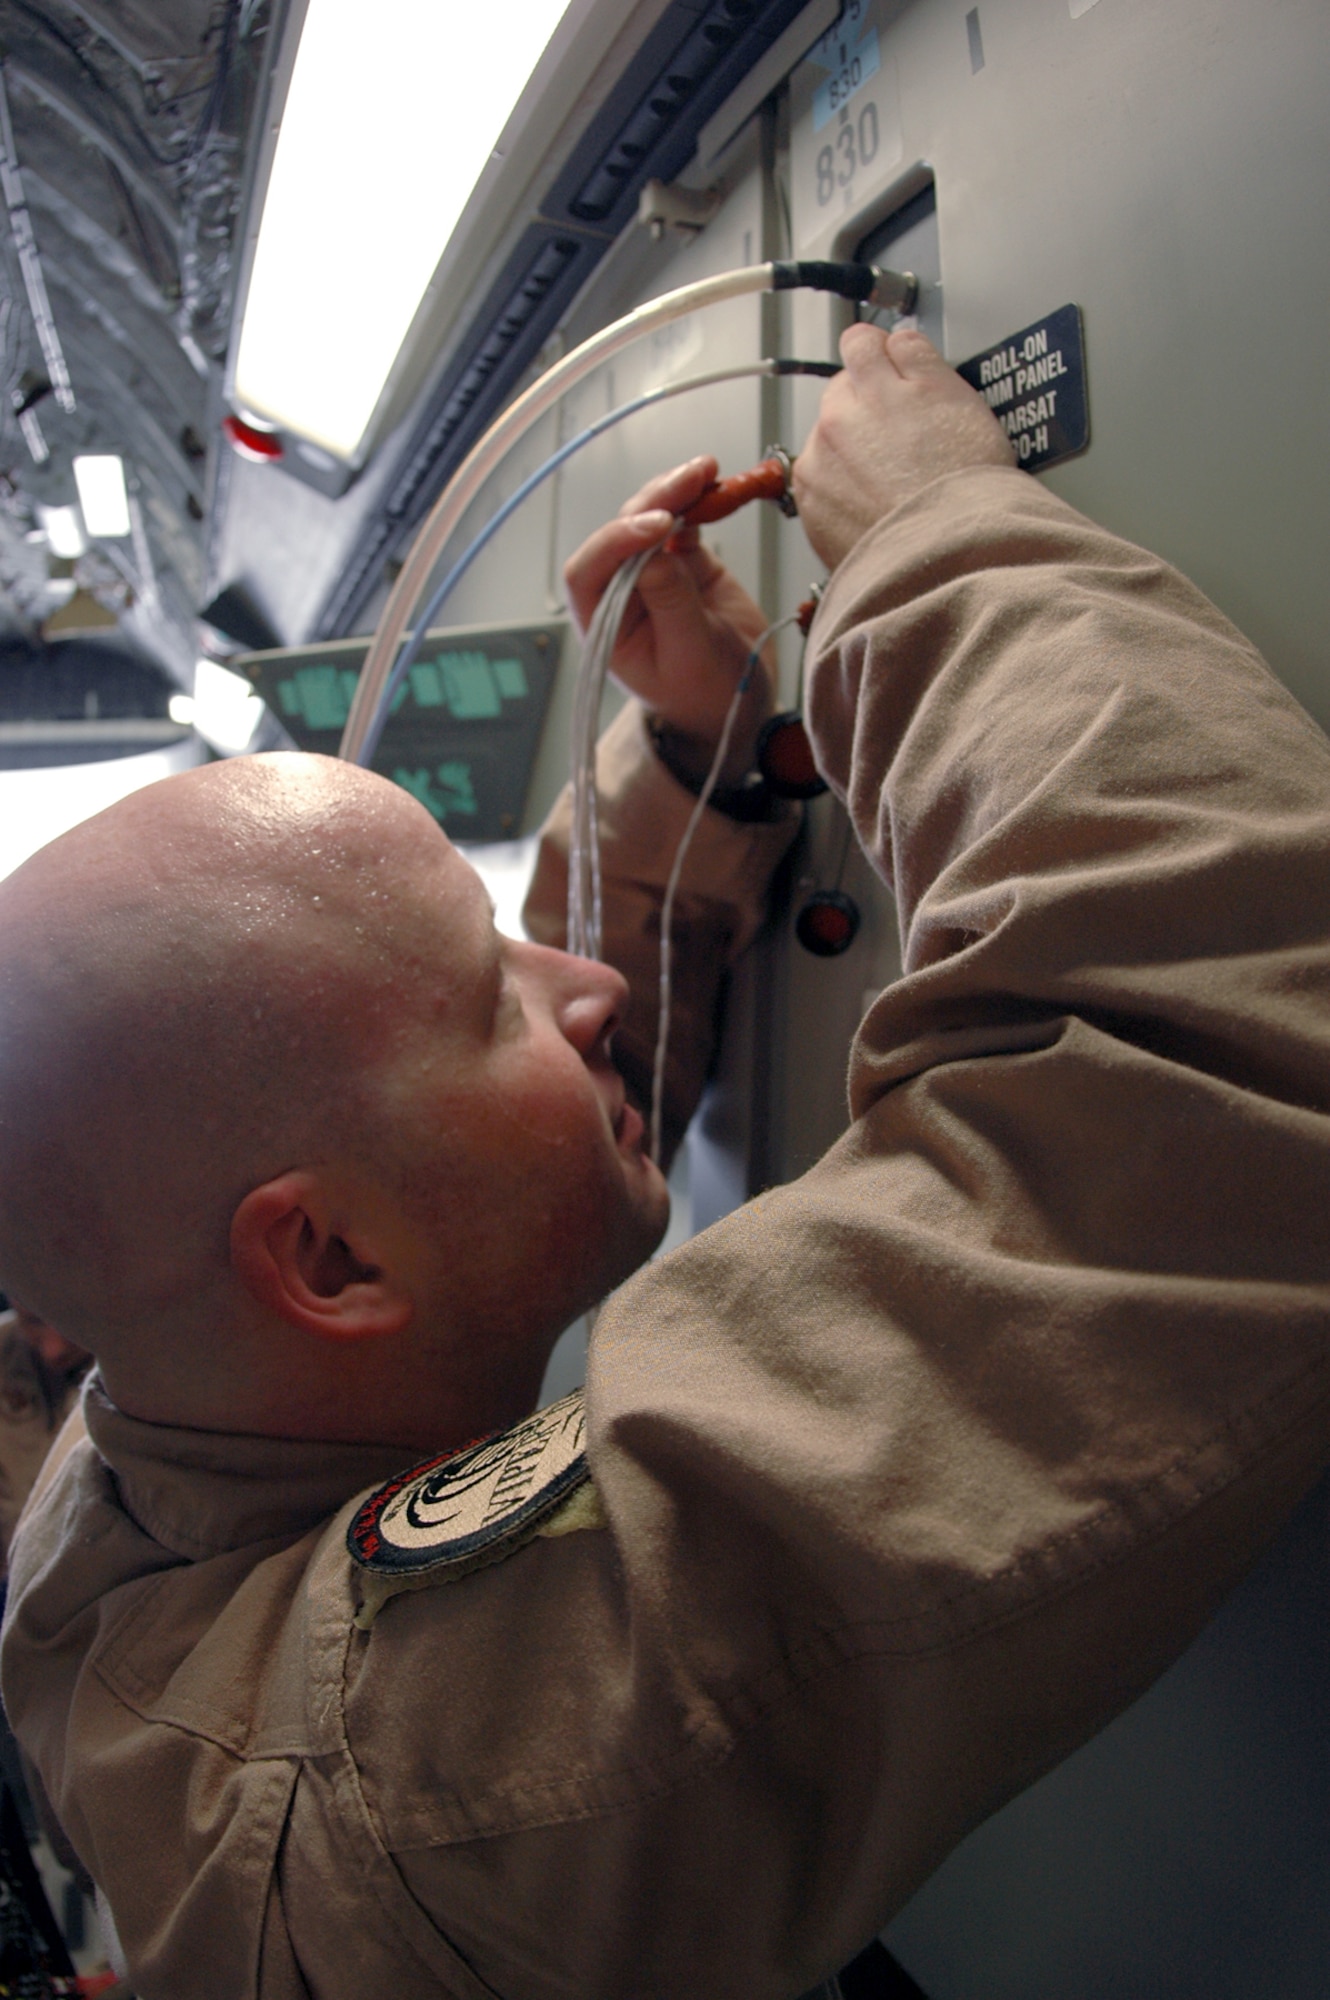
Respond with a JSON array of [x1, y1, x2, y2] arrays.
[[956, 305, 1089, 473]]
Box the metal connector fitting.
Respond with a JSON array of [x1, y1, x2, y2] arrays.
[[867, 266, 919, 315], [762, 442, 798, 517]]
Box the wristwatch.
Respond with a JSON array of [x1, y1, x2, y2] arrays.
[[646, 714, 785, 822]]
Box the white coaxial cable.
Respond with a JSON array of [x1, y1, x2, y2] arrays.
[[341, 263, 777, 765], [647, 612, 801, 1163], [339, 256, 909, 763], [358, 358, 807, 767], [568, 536, 663, 961], [566, 531, 804, 1162]]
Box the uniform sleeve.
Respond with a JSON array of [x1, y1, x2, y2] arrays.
[[348, 465, 1330, 2000], [523, 699, 797, 1161]]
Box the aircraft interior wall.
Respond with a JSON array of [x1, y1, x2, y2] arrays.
[[518, 0, 1330, 1990]]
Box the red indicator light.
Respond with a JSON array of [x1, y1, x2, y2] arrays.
[[223, 413, 284, 462]]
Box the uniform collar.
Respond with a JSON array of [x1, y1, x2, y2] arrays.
[[82, 1374, 415, 1560]]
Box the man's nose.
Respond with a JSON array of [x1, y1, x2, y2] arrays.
[[520, 942, 629, 1053]]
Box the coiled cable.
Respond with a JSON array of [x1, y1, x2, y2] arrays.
[[648, 609, 802, 1163]]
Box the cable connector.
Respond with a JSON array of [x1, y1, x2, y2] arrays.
[[864, 266, 918, 314], [770, 260, 918, 315], [796, 580, 825, 635], [762, 443, 797, 518], [677, 454, 793, 530]]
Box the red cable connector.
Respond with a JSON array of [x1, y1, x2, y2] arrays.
[[680, 455, 791, 524], [667, 449, 796, 551]]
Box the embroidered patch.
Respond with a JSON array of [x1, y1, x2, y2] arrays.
[[347, 1388, 590, 1580]]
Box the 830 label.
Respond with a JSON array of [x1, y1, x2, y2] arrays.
[[794, 0, 903, 233], [810, 0, 881, 130], [815, 100, 881, 206]]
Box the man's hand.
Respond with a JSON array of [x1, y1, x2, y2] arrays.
[[793, 323, 1015, 571], [563, 456, 776, 788]]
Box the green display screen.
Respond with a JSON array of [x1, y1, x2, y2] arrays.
[[236, 623, 563, 842]]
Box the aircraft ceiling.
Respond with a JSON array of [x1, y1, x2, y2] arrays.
[[0, 0, 269, 683], [0, 0, 820, 730]]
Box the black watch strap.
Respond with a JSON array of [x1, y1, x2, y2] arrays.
[[646, 715, 784, 823]]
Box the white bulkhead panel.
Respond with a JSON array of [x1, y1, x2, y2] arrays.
[[768, 0, 1330, 1202], [540, 0, 1329, 1988]]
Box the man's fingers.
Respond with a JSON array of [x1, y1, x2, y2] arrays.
[[633, 544, 715, 634], [884, 325, 953, 379], [838, 319, 900, 381], [565, 457, 728, 633], [838, 320, 953, 384], [564, 509, 672, 633], [617, 455, 718, 521]]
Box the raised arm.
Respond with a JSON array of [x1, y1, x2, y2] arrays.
[[378, 332, 1330, 1998]]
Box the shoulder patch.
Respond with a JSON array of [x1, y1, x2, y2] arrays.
[[347, 1389, 589, 1582]]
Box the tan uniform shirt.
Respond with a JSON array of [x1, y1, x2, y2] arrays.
[[4, 467, 1329, 2000], [0, 1313, 83, 1568]]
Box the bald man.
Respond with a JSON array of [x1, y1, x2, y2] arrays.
[[3, 330, 1330, 2000]]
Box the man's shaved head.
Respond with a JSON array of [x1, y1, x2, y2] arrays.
[[0, 750, 666, 1448], [0, 755, 432, 1356]]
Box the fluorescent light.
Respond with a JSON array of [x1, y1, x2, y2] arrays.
[[235, 0, 570, 459], [73, 454, 131, 537], [192, 659, 264, 755], [167, 693, 196, 725], [37, 503, 85, 558]]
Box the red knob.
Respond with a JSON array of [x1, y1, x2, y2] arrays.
[[757, 712, 827, 800], [795, 890, 860, 957]]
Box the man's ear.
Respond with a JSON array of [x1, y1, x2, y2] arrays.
[[230, 1170, 414, 1342]]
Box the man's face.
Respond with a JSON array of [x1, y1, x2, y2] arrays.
[[373, 825, 672, 1349]]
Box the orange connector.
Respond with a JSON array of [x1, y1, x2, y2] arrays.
[[666, 450, 795, 551], [680, 456, 791, 523]]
